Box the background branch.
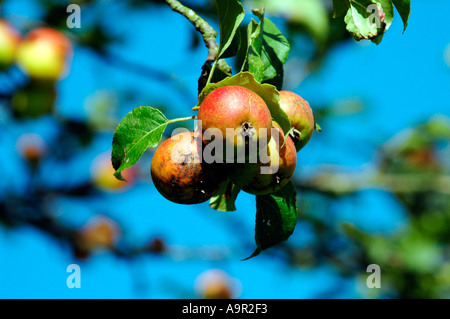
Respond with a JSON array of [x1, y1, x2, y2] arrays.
[[94, 51, 197, 102], [295, 171, 450, 196]]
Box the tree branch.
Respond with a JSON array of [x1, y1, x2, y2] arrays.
[[95, 51, 196, 102], [294, 171, 450, 196], [165, 0, 231, 95]]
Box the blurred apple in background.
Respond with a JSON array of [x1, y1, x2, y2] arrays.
[[16, 27, 72, 80], [194, 269, 241, 299], [16, 132, 48, 165], [74, 215, 121, 258], [0, 19, 21, 70], [91, 151, 138, 192]]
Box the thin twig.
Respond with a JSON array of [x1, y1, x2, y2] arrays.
[[165, 0, 231, 94]]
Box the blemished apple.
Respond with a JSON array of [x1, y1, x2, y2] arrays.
[[16, 27, 72, 80], [0, 19, 21, 70], [74, 216, 121, 258], [229, 121, 297, 195], [151, 132, 225, 204]]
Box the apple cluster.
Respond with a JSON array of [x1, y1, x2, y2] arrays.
[[151, 85, 315, 204]]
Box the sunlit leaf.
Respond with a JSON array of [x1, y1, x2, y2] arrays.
[[112, 106, 168, 180], [216, 0, 245, 59]]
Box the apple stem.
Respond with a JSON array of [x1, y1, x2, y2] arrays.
[[205, 61, 217, 87]]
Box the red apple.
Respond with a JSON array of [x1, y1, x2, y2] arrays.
[[16, 27, 72, 80], [151, 132, 225, 204], [0, 19, 21, 69], [279, 90, 315, 151], [197, 86, 273, 161], [74, 215, 121, 257], [229, 121, 297, 195]]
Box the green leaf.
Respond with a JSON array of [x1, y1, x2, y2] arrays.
[[314, 122, 322, 133], [209, 179, 241, 212], [112, 106, 169, 180], [211, 59, 232, 83], [332, 0, 349, 18], [245, 19, 265, 82], [198, 72, 291, 134], [259, 17, 290, 83], [220, 25, 242, 59], [370, 0, 394, 44], [216, 0, 245, 59], [392, 0, 411, 32], [344, 0, 386, 42], [377, 0, 394, 28], [240, 9, 290, 89], [340, 0, 408, 44], [244, 181, 298, 260]]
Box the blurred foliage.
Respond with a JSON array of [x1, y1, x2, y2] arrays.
[[0, 0, 448, 299], [293, 116, 450, 298]]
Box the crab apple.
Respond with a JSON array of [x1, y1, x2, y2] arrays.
[[197, 85, 272, 161], [151, 131, 225, 204], [16, 27, 72, 80], [229, 121, 297, 195], [194, 269, 239, 299], [16, 133, 48, 164], [279, 90, 315, 151], [0, 20, 21, 70], [74, 216, 120, 258]]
